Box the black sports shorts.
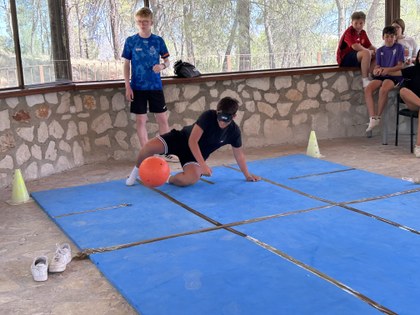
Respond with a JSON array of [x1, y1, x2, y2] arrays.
[[130, 90, 167, 114]]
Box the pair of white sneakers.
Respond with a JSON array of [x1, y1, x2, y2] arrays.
[[31, 243, 72, 282]]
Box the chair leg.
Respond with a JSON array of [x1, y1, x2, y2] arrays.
[[410, 116, 414, 153], [395, 97, 400, 146]]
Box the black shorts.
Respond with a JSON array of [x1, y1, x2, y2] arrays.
[[130, 90, 167, 114], [340, 51, 360, 67], [372, 76, 404, 86], [158, 130, 199, 167]]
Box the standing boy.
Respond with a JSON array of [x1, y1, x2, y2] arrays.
[[122, 7, 178, 162], [336, 11, 377, 88], [364, 26, 404, 132], [126, 97, 260, 187]]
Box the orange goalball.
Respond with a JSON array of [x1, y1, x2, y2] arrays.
[[139, 156, 170, 188]]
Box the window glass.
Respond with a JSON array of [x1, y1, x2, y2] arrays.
[[150, 0, 385, 73], [67, 0, 144, 81], [400, 0, 420, 56], [0, 1, 18, 88], [16, 0, 55, 85], [66, 0, 386, 81], [1, 0, 389, 88]]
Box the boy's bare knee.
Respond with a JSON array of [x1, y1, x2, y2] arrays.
[[359, 49, 371, 60], [186, 176, 200, 186], [155, 112, 168, 123], [400, 88, 409, 97], [188, 173, 201, 185], [174, 177, 199, 187], [379, 84, 393, 94]]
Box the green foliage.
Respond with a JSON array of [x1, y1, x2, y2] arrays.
[[400, 0, 420, 46], [16, 0, 51, 56], [1, 0, 418, 86]]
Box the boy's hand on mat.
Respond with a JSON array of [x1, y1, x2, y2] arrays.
[[246, 174, 260, 182], [201, 164, 212, 177]]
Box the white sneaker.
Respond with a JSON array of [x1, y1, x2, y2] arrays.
[[415, 145, 420, 158], [31, 256, 48, 282], [159, 154, 179, 163], [366, 116, 381, 132], [49, 243, 72, 273], [126, 166, 139, 186]]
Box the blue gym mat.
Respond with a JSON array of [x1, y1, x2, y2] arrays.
[[31, 154, 420, 315], [91, 229, 380, 315], [352, 191, 420, 232], [31, 180, 213, 249], [159, 167, 328, 223], [236, 206, 420, 314], [243, 155, 414, 203]]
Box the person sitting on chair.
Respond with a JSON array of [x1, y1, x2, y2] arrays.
[[386, 49, 420, 157]]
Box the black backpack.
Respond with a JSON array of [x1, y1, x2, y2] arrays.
[[173, 60, 201, 78]]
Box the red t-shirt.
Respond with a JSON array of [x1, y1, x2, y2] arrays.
[[336, 26, 372, 64]]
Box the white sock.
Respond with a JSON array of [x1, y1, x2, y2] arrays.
[[126, 166, 139, 186], [131, 166, 139, 177], [362, 77, 370, 87]]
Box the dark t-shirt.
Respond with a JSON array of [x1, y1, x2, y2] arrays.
[[181, 110, 242, 159], [402, 65, 420, 97]]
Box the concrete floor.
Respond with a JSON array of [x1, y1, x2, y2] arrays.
[[1, 135, 419, 315]]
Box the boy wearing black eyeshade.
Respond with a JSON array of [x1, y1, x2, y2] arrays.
[[126, 96, 260, 187]]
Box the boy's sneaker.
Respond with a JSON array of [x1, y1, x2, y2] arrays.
[[415, 145, 420, 158], [366, 116, 380, 132], [126, 166, 139, 186], [31, 256, 48, 282], [159, 154, 179, 163], [49, 243, 72, 273]]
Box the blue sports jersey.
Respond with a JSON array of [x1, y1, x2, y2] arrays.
[[122, 33, 169, 90]]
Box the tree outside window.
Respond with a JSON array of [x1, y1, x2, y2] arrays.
[[0, 0, 393, 89]]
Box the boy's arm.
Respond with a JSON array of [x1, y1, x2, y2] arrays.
[[373, 61, 383, 76], [381, 61, 403, 76], [346, 30, 375, 53], [162, 57, 170, 69], [123, 59, 133, 101], [351, 43, 369, 51], [232, 146, 260, 182], [152, 57, 170, 73], [188, 124, 212, 176], [368, 45, 376, 54], [386, 70, 403, 76]]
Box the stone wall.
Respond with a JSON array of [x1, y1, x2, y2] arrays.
[[0, 70, 374, 188]]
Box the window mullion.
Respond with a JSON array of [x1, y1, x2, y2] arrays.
[[9, 0, 25, 88]]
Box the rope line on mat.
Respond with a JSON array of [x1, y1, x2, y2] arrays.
[[247, 236, 397, 315], [288, 167, 356, 179], [71, 166, 405, 314], [199, 177, 215, 184], [224, 164, 420, 235], [54, 203, 132, 218], [73, 203, 332, 260]]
